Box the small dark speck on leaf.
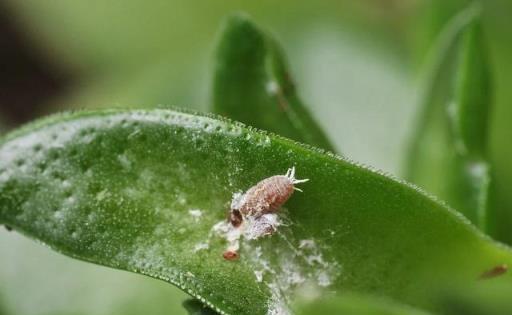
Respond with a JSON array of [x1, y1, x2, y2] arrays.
[[223, 250, 239, 261], [4, 225, 12, 231], [479, 264, 508, 280]]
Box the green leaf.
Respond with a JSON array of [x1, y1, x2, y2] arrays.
[[452, 14, 490, 157], [1, 109, 512, 314], [212, 14, 335, 152], [183, 299, 218, 315], [296, 294, 433, 315], [437, 278, 512, 315], [411, 0, 470, 68], [406, 4, 492, 231]]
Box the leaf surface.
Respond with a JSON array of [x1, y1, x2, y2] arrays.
[[297, 294, 433, 315], [1, 109, 511, 314]]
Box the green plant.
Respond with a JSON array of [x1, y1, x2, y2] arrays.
[[2, 5, 512, 315]]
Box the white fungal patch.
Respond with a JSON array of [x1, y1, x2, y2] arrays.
[[243, 213, 281, 240], [242, 233, 340, 315], [95, 189, 110, 202], [188, 209, 203, 222], [316, 271, 332, 287], [266, 81, 280, 95], [202, 167, 340, 315], [117, 153, 132, 169], [306, 254, 326, 266], [299, 239, 316, 249], [468, 161, 487, 178], [230, 192, 246, 210], [193, 242, 210, 253], [254, 270, 264, 283]]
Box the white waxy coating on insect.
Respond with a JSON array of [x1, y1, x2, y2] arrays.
[[243, 213, 280, 240]]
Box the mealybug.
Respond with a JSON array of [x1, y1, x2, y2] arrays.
[[230, 166, 308, 224], [223, 167, 308, 261]]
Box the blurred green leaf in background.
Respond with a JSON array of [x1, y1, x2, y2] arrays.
[[1, 0, 414, 173], [212, 14, 335, 152], [411, 0, 512, 244], [406, 4, 492, 231]]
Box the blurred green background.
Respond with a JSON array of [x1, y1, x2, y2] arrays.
[[0, 1, 511, 314]]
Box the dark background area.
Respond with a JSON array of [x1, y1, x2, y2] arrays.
[[0, 3, 70, 125]]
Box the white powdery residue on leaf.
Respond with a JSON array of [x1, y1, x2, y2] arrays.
[[238, 233, 340, 315], [96, 189, 110, 202], [316, 271, 332, 287], [127, 129, 141, 139], [253, 246, 263, 259], [188, 209, 203, 222], [306, 254, 326, 267], [212, 221, 230, 234], [204, 168, 340, 314], [266, 81, 280, 95], [267, 293, 291, 315], [193, 242, 210, 253], [468, 161, 487, 178], [230, 191, 246, 210], [298, 239, 316, 249], [254, 270, 264, 283], [117, 153, 131, 169], [211, 220, 241, 252], [208, 216, 340, 314], [287, 270, 306, 286], [243, 214, 281, 240]]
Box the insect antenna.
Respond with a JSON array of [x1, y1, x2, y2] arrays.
[[292, 178, 309, 184]]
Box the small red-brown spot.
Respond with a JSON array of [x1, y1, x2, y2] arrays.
[[223, 250, 239, 261], [479, 264, 508, 280]]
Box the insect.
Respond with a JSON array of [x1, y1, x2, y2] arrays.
[[223, 167, 308, 260], [230, 166, 308, 224]]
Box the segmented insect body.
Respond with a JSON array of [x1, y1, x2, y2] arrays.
[[230, 167, 308, 225], [222, 167, 308, 261]]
